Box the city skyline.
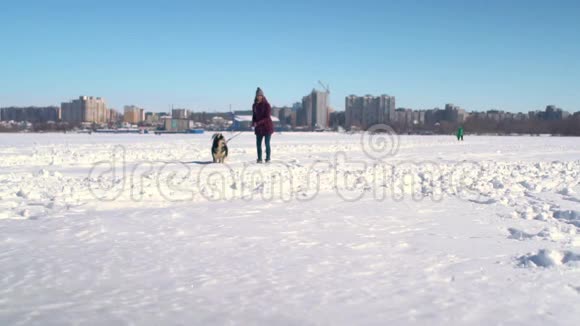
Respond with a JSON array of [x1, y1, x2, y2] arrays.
[[1, 0, 579, 112], [2, 94, 575, 126], [1, 92, 577, 116]]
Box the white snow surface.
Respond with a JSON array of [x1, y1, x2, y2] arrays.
[[1, 132, 580, 325]]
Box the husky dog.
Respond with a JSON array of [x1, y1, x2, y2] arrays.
[[211, 133, 228, 163]]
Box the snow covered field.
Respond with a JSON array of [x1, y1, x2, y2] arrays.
[[1, 132, 579, 325]]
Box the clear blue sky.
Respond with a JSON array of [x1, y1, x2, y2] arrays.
[[1, 0, 579, 113]]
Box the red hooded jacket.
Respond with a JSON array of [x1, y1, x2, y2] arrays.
[[252, 98, 274, 136]]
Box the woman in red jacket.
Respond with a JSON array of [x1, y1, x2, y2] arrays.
[[252, 87, 274, 163]]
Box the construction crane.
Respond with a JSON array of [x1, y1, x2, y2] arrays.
[[318, 80, 330, 94]]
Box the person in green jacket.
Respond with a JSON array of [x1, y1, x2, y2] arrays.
[[457, 126, 464, 141]]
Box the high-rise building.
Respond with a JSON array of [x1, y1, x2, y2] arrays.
[[108, 108, 120, 123], [541, 105, 568, 120], [124, 105, 145, 124], [0, 106, 60, 123], [345, 95, 363, 129], [299, 89, 329, 129], [329, 110, 345, 130], [299, 94, 311, 127], [413, 111, 426, 125], [61, 96, 108, 123], [172, 108, 190, 120], [345, 94, 395, 129], [145, 112, 160, 124], [312, 90, 329, 129], [292, 102, 302, 112], [277, 106, 293, 127], [443, 104, 467, 123]]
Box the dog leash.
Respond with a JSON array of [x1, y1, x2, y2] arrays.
[[226, 131, 244, 143]]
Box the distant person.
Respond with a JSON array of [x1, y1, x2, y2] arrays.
[[252, 87, 274, 163], [457, 126, 464, 141]]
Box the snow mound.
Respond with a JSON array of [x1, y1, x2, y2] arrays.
[[517, 249, 580, 268], [558, 187, 576, 196], [553, 210, 580, 227], [507, 228, 537, 240], [507, 227, 572, 241]]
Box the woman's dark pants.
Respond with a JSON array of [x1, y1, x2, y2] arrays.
[[256, 134, 271, 161]]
